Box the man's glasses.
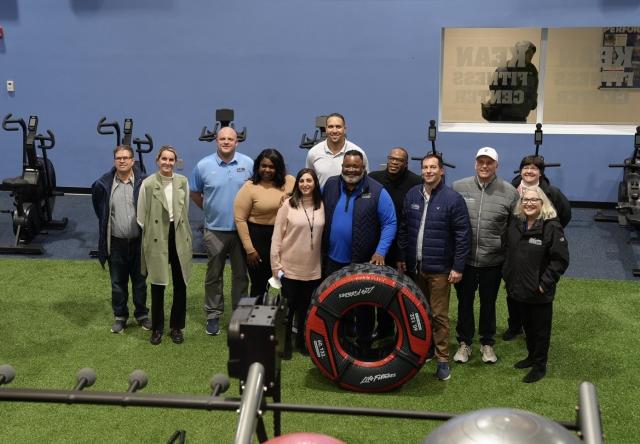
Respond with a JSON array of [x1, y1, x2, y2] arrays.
[[115, 156, 133, 161], [387, 156, 406, 164], [521, 198, 542, 204]]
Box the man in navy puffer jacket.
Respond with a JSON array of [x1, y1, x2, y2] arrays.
[[397, 154, 471, 380]]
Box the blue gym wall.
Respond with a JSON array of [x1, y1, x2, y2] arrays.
[[0, 0, 638, 202]]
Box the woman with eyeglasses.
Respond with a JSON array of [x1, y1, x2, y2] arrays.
[[502, 186, 569, 383], [137, 145, 193, 345]]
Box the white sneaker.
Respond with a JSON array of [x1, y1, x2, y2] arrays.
[[480, 345, 498, 363], [453, 342, 471, 363]]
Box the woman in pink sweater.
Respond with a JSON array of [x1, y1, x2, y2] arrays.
[[271, 168, 325, 355]]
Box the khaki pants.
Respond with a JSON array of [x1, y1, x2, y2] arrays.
[[416, 272, 451, 363]]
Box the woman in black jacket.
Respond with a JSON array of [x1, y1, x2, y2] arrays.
[[503, 186, 569, 383]]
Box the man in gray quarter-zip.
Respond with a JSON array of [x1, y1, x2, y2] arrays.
[[451, 147, 519, 365]]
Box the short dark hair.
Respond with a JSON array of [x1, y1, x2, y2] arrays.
[[391, 147, 409, 162], [519, 155, 545, 174], [251, 148, 287, 188], [289, 168, 322, 210], [113, 145, 134, 159], [422, 153, 443, 168], [326, 112, 346, 126], [344, 149, 363, 161]]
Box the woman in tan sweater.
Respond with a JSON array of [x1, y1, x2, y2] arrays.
[[270, 168, 324, 355], [234, 148, 295, 297]]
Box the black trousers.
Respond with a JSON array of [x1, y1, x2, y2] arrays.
[[247, 222, 274, 297], [454, 264, 502, 346], [282, 277, 322, 350], [512, 298, 553, 370], [151, 223, 186, 332], [506, 295, 523, 333]]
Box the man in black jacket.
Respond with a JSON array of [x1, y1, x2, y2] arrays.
[[503, 154, 572, 340], [369, 147, 422, 340], [91, 145, 150, 334]]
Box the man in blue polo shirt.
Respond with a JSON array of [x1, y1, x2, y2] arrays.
[[189, 127, 253, 336], [322, 150, 397, 348]]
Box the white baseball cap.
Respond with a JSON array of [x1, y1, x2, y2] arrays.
[[476, 147, 499, 162]]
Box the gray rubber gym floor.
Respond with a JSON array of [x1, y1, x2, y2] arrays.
[[0, 192, 638, 281]]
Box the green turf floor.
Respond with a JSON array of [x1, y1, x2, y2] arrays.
[[0, 258, 638, 443]]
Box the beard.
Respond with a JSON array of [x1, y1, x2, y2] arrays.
[[341, 171, 364, 185]]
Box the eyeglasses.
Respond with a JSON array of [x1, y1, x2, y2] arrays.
[[115, 156, 133, 161], [521, 198, 542, 204], [387, 156, 406, 164]]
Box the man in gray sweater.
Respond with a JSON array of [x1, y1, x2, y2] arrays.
[[452, 147, 519, 364]]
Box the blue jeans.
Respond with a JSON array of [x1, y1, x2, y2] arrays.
[[108, 236, 148, 320]]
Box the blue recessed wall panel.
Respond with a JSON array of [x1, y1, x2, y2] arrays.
[[0, 0, 638, 202]]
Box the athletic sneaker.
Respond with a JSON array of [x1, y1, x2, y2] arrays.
[[137, 318, 152, 331], [110, 319, 126, 334], [206, 318, 221, 336], [436, 362, 451, 381], [453, 342, 471, 363], [480, 344, 498, 363]]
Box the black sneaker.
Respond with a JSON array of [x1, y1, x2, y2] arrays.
[[502, 328, 523, 341], [110, 319, 126, 334], [514, 357, 534, 369], [523, 367, 546, 383], [205, 318, 221, 336], [150, 330, 163, 345], [137, 318, 152, 331]]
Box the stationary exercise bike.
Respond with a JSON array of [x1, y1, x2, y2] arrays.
[[512, 123, 561, 175], [594, 126, 640, 277], [411, 120, 456, 169], [299, 115, 328, 150], [96, 117, 153, 174], [199, 108, 247, 143], [1, 114, 68, 255], [88, 117, 153, 258]]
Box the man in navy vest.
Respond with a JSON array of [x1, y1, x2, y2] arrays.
[[322, 150, 397, 349]]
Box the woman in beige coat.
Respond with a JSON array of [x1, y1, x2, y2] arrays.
[[137, 146, 192, 345]]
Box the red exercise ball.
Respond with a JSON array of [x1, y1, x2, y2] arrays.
[[265, 432, 345, 444]]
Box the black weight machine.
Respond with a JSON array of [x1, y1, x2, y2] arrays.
[[193, 109, 247, 259], [88, 117, 153, 259], [0, 114, 68, 255], [594, 126, 640, 277], [411, 120, 456, 169]]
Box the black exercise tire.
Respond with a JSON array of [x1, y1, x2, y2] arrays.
[[305, 263, 432, 392]]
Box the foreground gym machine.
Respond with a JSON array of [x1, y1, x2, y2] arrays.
[[1, 289, 604, 444], [0, 114, 68, 255]]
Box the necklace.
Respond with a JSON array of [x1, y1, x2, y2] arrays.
[[302, 203, 315, 250]]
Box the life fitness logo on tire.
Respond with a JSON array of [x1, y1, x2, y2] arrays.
[[305, 264, 432, 392]]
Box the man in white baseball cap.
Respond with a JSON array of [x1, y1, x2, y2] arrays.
[[451, 147, 519, 365]]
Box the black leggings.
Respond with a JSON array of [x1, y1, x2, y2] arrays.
[[247, 222, 274, 297], [151, 223, 187, 331], [282, 277, 322, 349]]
